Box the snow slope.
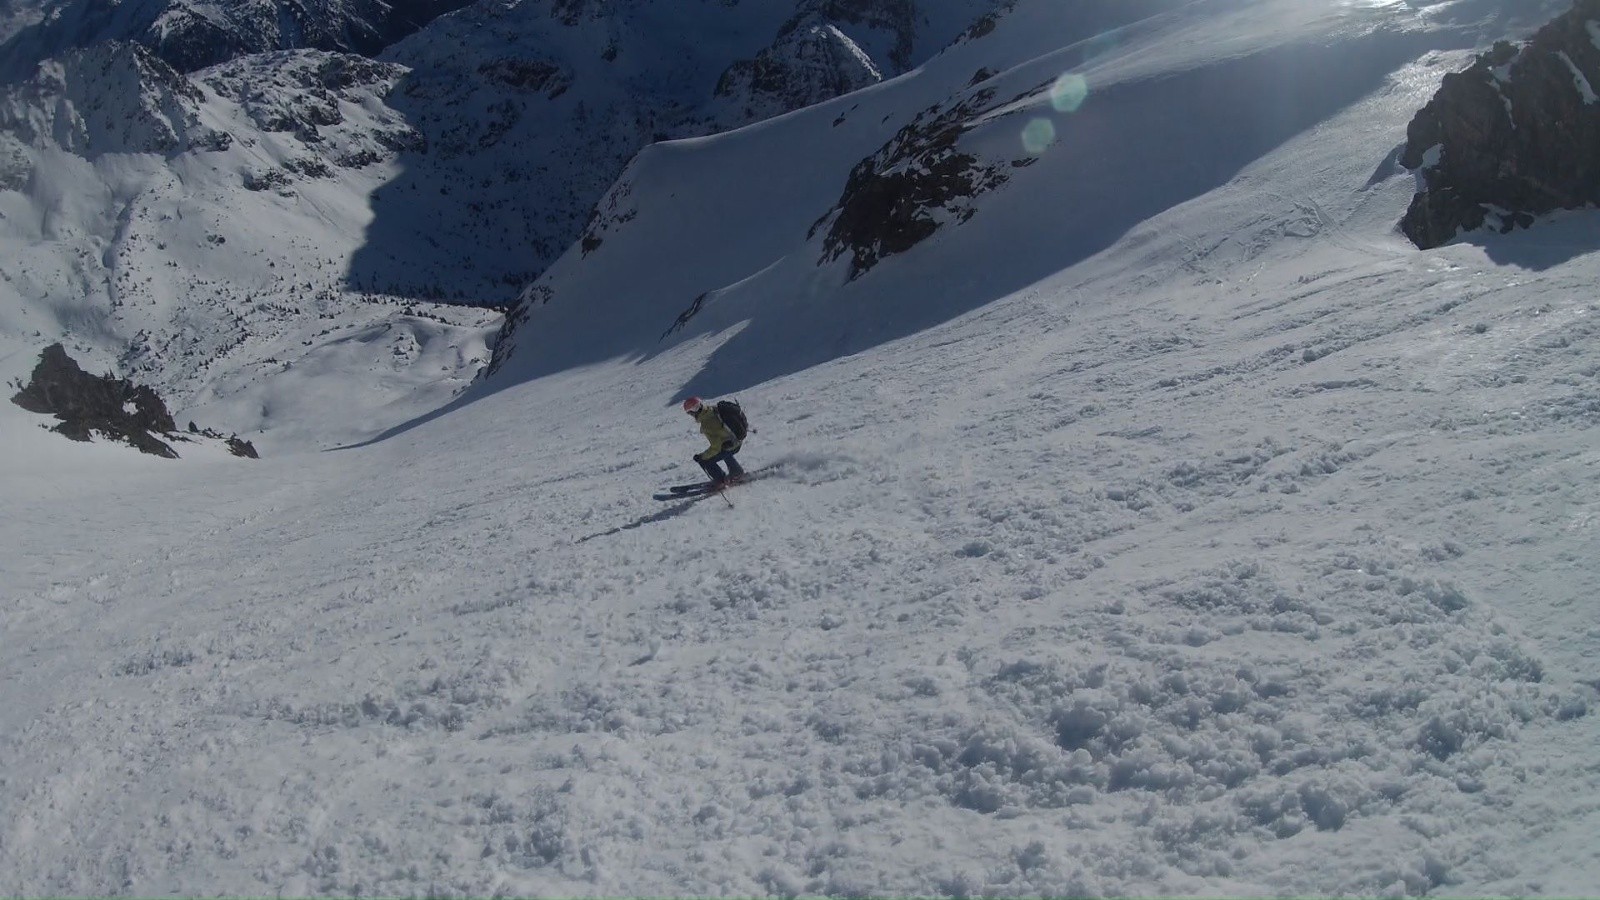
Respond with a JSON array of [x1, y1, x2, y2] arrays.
[[491, 0, 1573, 393], [0, 43, 497, 452], [3, 0, 1599, 896], [0, 0, 1009, 450]]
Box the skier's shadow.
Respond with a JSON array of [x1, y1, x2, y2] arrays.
[[574, 497, 709, 544]]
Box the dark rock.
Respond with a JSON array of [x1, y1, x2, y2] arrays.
[[243, 169, 293, 191], [227, 435, 260, 459], [0, 0, 476, 80], [813, 88, 1010, 279], [477, 58, 570, 96], [1400, 0, 1600, 248], [12, 343, 178, 457], [550, 0, 602, 27], [11, 344, 260, 459], [714, 18, 882, 126]]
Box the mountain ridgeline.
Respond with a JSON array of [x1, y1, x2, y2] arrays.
[[0, 0, 1009, 439], [484, 0, 1577, 398], [0, 0, 475, 81], [0, 0, 1588, 451]]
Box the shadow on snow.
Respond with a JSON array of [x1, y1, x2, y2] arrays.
[[348, 4, 1563, 444], [665, 28, 1486, 403]]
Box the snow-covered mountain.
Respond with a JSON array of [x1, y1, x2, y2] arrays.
[[356, 0, 1005, 297], [0, 0, 474, 80], [0, 37, 496, 450], [0, 0, 1010, 450], [488, 0, 1575, 391], [4, 0, 1600, 895]]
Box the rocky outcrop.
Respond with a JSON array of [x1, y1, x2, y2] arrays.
[[714, 19, 882, 126], [713, 0, 969, 127], [12, 344, 258, 458], [0, 42, 226, 156], [0, 0, 474, 81], [476, 58, 571, 97], [200, 50, 424, 176], [550, 0, 609, 27], [12, 343, 181, 457], [202, 51, 400, 132], [812, 88, 1012, 280], [1400, 0, 1600, 248], [803, 0, 919, 71]]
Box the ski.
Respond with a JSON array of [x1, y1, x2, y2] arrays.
[[651, 463, 778, 501], [652, 485, 721, 501]]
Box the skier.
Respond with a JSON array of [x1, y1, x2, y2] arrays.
[[683, 395, 745, 486]]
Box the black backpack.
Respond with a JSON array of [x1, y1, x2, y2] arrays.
[[715, 399, 749, 440]]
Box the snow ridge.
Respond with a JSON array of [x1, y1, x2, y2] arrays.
[[0, 0, 1014, 449]]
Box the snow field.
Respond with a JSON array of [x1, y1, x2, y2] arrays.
[[3, 0, 1600, 894], [5, 188, 1599, 894]]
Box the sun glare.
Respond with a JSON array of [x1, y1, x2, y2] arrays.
[[1021, 117, 1057, 154], [1049, 73, 1089, 113], [1021, 72, 1089, 154]]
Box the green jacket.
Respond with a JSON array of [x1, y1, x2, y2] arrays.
[[693, 405, 740, 461]]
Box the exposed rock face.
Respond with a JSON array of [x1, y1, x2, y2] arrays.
[[1400, 0, 1600, 248], [12, 344, 259, 458], [711, 0, 1005, 127], [0, 0, 474, 81], [199, 50, 424, 173], [12, 343, 181, 457], [0, 42, 224, 156], [0, 128, 30, 189], [476, 57, 570, 97], [813, 87, 1012, 280], [804, 0, 919, 70], [714, 18, 882, 126], [550, 0, 609, 27]]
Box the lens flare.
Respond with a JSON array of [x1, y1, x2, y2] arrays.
[[1050, 73, 1089, 113], [1021, 117, 1056, 154]]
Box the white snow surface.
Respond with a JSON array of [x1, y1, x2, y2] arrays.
[[4, 0, 1600, 896], [0, 0, 1010, 449]]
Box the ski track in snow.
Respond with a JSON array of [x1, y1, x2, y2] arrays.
[[4, 214, 1599, 895], [4, 1, 1600, 896]]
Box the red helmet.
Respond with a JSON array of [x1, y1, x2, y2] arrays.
[[682, 396, 703, 413]]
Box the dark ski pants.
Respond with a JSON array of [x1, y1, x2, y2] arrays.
[[696, 442, 744, 483]]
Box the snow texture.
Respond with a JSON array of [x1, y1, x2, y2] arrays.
[[2, 0, 1599, 896]]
